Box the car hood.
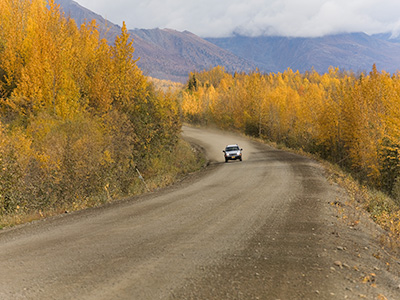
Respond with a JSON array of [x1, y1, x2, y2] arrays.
[[226, 150, 240, 155]]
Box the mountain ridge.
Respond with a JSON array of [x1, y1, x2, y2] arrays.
[[57, 0, 400, 81], [206, 32, 400, 74], [130, 28, 255, 82], [56, 0, 255, 82]]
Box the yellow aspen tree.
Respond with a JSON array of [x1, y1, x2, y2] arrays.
[[5, 0, 83, 119], [359, 65, 387, 183], [209, 72, 228, 123], [267, 72, 294, 142], [341, 75, 367, 173], [75, 20, 114, 114], [209, 72, 235, 127], [196, 66, 226, 88], [44, 0, 83, 118], [316, 68, 347, 160], [0, 0, 32, 102], [111, 21, 146, 111], [378, 73, 400, 191], [340, 67, 383, 184], [240, 72, 269, 137], [230, 75, 248, 129]]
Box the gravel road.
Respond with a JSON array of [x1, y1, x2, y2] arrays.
[[0, 126, 399, 299]]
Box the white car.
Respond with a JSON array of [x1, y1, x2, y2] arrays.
[[223, 144, 243, 162]]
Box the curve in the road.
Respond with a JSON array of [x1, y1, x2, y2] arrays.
[[0, 126, 349, 299]]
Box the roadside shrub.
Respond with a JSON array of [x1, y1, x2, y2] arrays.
[[391, 177, 400, 206], [364, 190, 396, 221], [0, 122, 33, 214]]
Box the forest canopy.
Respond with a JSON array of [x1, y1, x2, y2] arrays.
[[0, 0, 185, 216]]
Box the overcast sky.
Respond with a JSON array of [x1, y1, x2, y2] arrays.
[[74, 0, 400, 38]]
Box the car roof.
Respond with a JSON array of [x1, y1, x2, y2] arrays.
[[226, 144, 239, 148]]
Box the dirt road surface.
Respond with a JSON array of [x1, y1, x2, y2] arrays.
[[0, 126, 399, 299]]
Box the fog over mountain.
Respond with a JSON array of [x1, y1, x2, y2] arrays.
[[74, 0, 400, 38]]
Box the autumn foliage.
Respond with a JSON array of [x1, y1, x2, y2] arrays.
[[0, 0, 188, 217], [182, 66, 400, 197]]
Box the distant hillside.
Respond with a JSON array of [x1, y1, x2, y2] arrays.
[[129, 29, 255, 82], [56, 0, 254, 82], [373, 33, 400, 44], [55, 0, 122, 39], [206, 33, 400, 74]]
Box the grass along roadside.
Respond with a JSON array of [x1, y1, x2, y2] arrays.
[[0, 138, 206, 230], [323, 161, 400, 254]]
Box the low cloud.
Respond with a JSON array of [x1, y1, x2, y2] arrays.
[[75, 0, 400, 38]]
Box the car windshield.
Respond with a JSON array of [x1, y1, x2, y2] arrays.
[[226, 146, 239, 151]]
